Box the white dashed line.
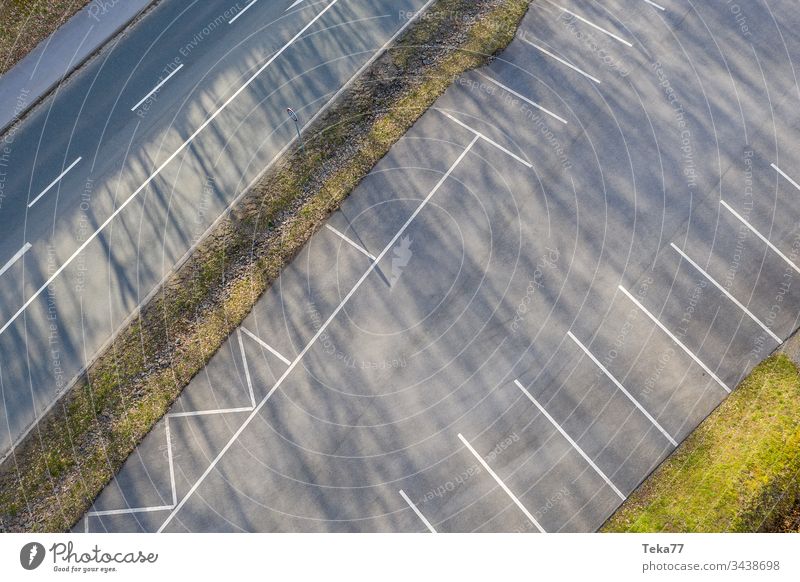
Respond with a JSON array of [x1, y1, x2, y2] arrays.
[[476, 71, 569, 125], [520, 37, 601, 84], [28, 157, 82, 208], [399, 490, 437, 533], [458, 433, 546, 532], [618, 285, 731, 393], [514, 380, 626, 500], [544, 0, 633, 47], [325, 224, 377, 261], [130, 64, 183, 112]]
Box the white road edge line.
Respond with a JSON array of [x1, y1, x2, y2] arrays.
[[567, 332, 677, 447], [0, 0, 340, 339], [544, 0, 633, 47], [772, 163, 800, 193], [457, 433, 546, 532], [130, 64, 184, 112], [643, 0, 665, 11], [241, 326, 292, 366], [618, 285, 731, 393], [237, 329, 257, 407], [325, 224, 377, 260], [439, 110, 533, 168], [520, 37, 601, 84], [514, 380, 626, 500], [156, 137, 479, 532], [476, 71, 568, 125], [399, 489, 437, 533], [670, 243, 781, 344], [0, 243, 31, 278], [28, 157, 82, 208], [229, 0, 258, 24], [721, 199, 800, 276]]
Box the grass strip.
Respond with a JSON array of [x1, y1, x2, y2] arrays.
[[603, 353, 800, 533], [0, 0, 533, 532]]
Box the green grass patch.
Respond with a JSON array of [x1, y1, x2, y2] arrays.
[[603, 353, 800, 533]]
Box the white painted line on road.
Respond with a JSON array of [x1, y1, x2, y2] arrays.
[[325, 224, 377, 260], [0, 1, 340, 339], [670, 243, 781, 344], [167, 407, 253, 418], [241, 326, 292, 366], [514, 380, 626, 500], [165, 418, 178, 506], [399, 490, 437, 533], [130, 64, 184, 112], [157, 137, 479, 533], [439, 111, 533, 168], [457, 433, 546, 532], [618, 285, 731, 393], [476, 71, 568, 125], [229, 0, 258, 24], [520, 37, 601, 84], [84, 516, 89, 533], [643, 0, 665, 11], [87, 505, 173, 517], [721, 199, 800, 276], [237, 329, 257, 407], [772, 163, 800, 193], [567, 331, 677, 446], [28, 157, 82, 208], [0, 243, 31, 278], [544, 0, 633, 47], [286, 0, 306, 11]]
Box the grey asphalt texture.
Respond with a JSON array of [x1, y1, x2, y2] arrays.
[[84, 0, 800, 532], [0, 0, 431, 459]]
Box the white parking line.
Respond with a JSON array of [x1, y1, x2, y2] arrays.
[[229, 0, 258, 24], [457, 433, 546, 532], [476, 71, 568, 125], [544, 0, 633, 47], [721, 199, 800, 276], [399, 490, 437, 533], [168, 407, 253, 418], [520, 38, 601, 84], [286, 0, 306, 11], [439, 111, 533, 168], [87, 505, 173, 517], [567, 332, 678, 447], [0, 243, 31, 278], [618, 285, 731, 393], [130, 64, 184, 112], [28, 157, 82, 208], [513, 380, 626, 500], [156, 137, 479, 532], [237, 329, 257, 407], [643, 0, 665, 11], [325, 224, 377, 260], [772, 163, 800, 193], [0, 1, 340, 339], [241, 326, 292, 366], [670, 243, 781, 344]]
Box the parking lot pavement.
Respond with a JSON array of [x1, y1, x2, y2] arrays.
[[81, 0, 800, 532]]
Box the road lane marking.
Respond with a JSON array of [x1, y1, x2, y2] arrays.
[[567, 332, 678, 447], [476, 71, 568, 124], [87, 505, 173, 517], [229, 0, 258, 24], [130, 64, 184, 112], [772, 163, 800, 193], [165, 418, 177, 506], [457, 432, 546, 532], [0, 243, 31, 278], [514, 380, 626, 500], [439, 111, 533, 168], [670, 243, 781, 344], [0, 1, 340, 340], [28, 157, 82, 208], [325, 224, 377, 260], [720, 199, 800, 276], [544, 0, 633, 47], [286, 0, 306, 10], [241, 326, 292, 366], [157, 137, 478, 532], [618, 285, 731, 393], [643, 0, 665, 10], [399, 490, 437, 533], [168, 407, 253, 418], [520, 37, 601, 84], [237, 329, 257, 406]]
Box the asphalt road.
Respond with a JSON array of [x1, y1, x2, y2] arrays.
[[84, 0, 800, 532], [0, 0, 432, 458]]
